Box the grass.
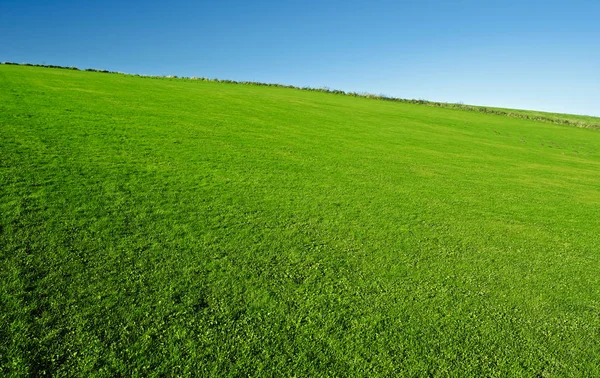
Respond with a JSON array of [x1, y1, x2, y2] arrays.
[[4, 61, 600, 130], [1, 64, 600, 376]]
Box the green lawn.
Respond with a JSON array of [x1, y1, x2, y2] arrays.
[[1, 65, 600, 377]]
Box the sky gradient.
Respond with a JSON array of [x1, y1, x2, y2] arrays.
[[2, 0, 599, 116]]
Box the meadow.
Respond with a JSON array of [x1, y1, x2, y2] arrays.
[[1, 64, 600, 376]]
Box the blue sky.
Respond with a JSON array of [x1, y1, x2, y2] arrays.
[[2, 0, 599, 116]]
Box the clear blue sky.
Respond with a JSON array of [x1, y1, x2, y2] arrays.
[[2, 0, 599, 116]]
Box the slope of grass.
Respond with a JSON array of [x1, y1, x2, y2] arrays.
[[4, 62, 600, 130], [1, 65, 599, 376]]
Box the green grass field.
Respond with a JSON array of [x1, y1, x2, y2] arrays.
[[1, 64, 600, 376]]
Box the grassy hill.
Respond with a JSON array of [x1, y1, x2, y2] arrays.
[[1, 64, 600, 376]]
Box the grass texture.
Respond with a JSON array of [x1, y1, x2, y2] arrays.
[[1, 65, 600, 376]]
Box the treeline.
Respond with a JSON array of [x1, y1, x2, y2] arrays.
[[2, 61, 113, 73], [2, 61, 598, 130], [3, 61, 83, 71]]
